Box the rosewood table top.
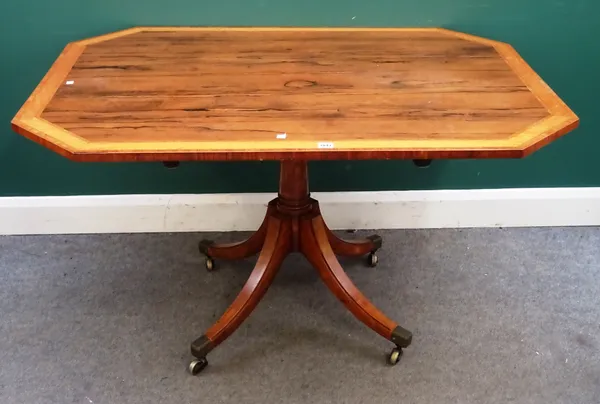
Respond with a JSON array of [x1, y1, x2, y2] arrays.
[[12, 27, 578, 162]]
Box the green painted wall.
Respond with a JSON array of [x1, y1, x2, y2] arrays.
[[1, 0, 597, 196]]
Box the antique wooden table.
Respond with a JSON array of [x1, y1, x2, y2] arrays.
[[12, 27, 579, 375]]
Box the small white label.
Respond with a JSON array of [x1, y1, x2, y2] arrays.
[[276, 133, 287, 139], [318, 142, 334, 149], [65, 80, 74, 85]]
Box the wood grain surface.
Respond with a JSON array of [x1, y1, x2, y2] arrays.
[[11, 27, 579, 162]]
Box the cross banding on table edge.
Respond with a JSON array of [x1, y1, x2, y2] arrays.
[[187, 160, 413, 375]]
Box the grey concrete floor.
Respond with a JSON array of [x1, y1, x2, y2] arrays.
[[1, 227, 599, 404]]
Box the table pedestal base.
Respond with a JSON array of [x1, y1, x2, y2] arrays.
[[188, 161, 412, 375]]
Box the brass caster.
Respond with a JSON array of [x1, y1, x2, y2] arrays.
[[188, 358, 208, 375], [367, 252, 378, 267], [205, 257, 216, 272], [388, 347, 403, 366]]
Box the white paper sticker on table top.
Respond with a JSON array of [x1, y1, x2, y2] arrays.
[[317, 142, 334, 149]]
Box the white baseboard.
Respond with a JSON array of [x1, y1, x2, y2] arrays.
[[1, 188, 599, 235]]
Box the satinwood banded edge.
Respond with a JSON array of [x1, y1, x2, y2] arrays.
[[76, 27, 145, 45], [492, 41, 579, 155], [11, 26, 580, 162], [12, 116, 89, 156], [93, 26, 447, 33], [441, 28, 579, 155], [11, 42, 88, 158], [13, 43, 84, 121]]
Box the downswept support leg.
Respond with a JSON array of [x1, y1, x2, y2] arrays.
[[198, 204, 276, 270], [300, 214, 412, 364], [189, 215, 291, 374]]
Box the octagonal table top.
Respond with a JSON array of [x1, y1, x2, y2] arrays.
[[11, 27, 579, 162]]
